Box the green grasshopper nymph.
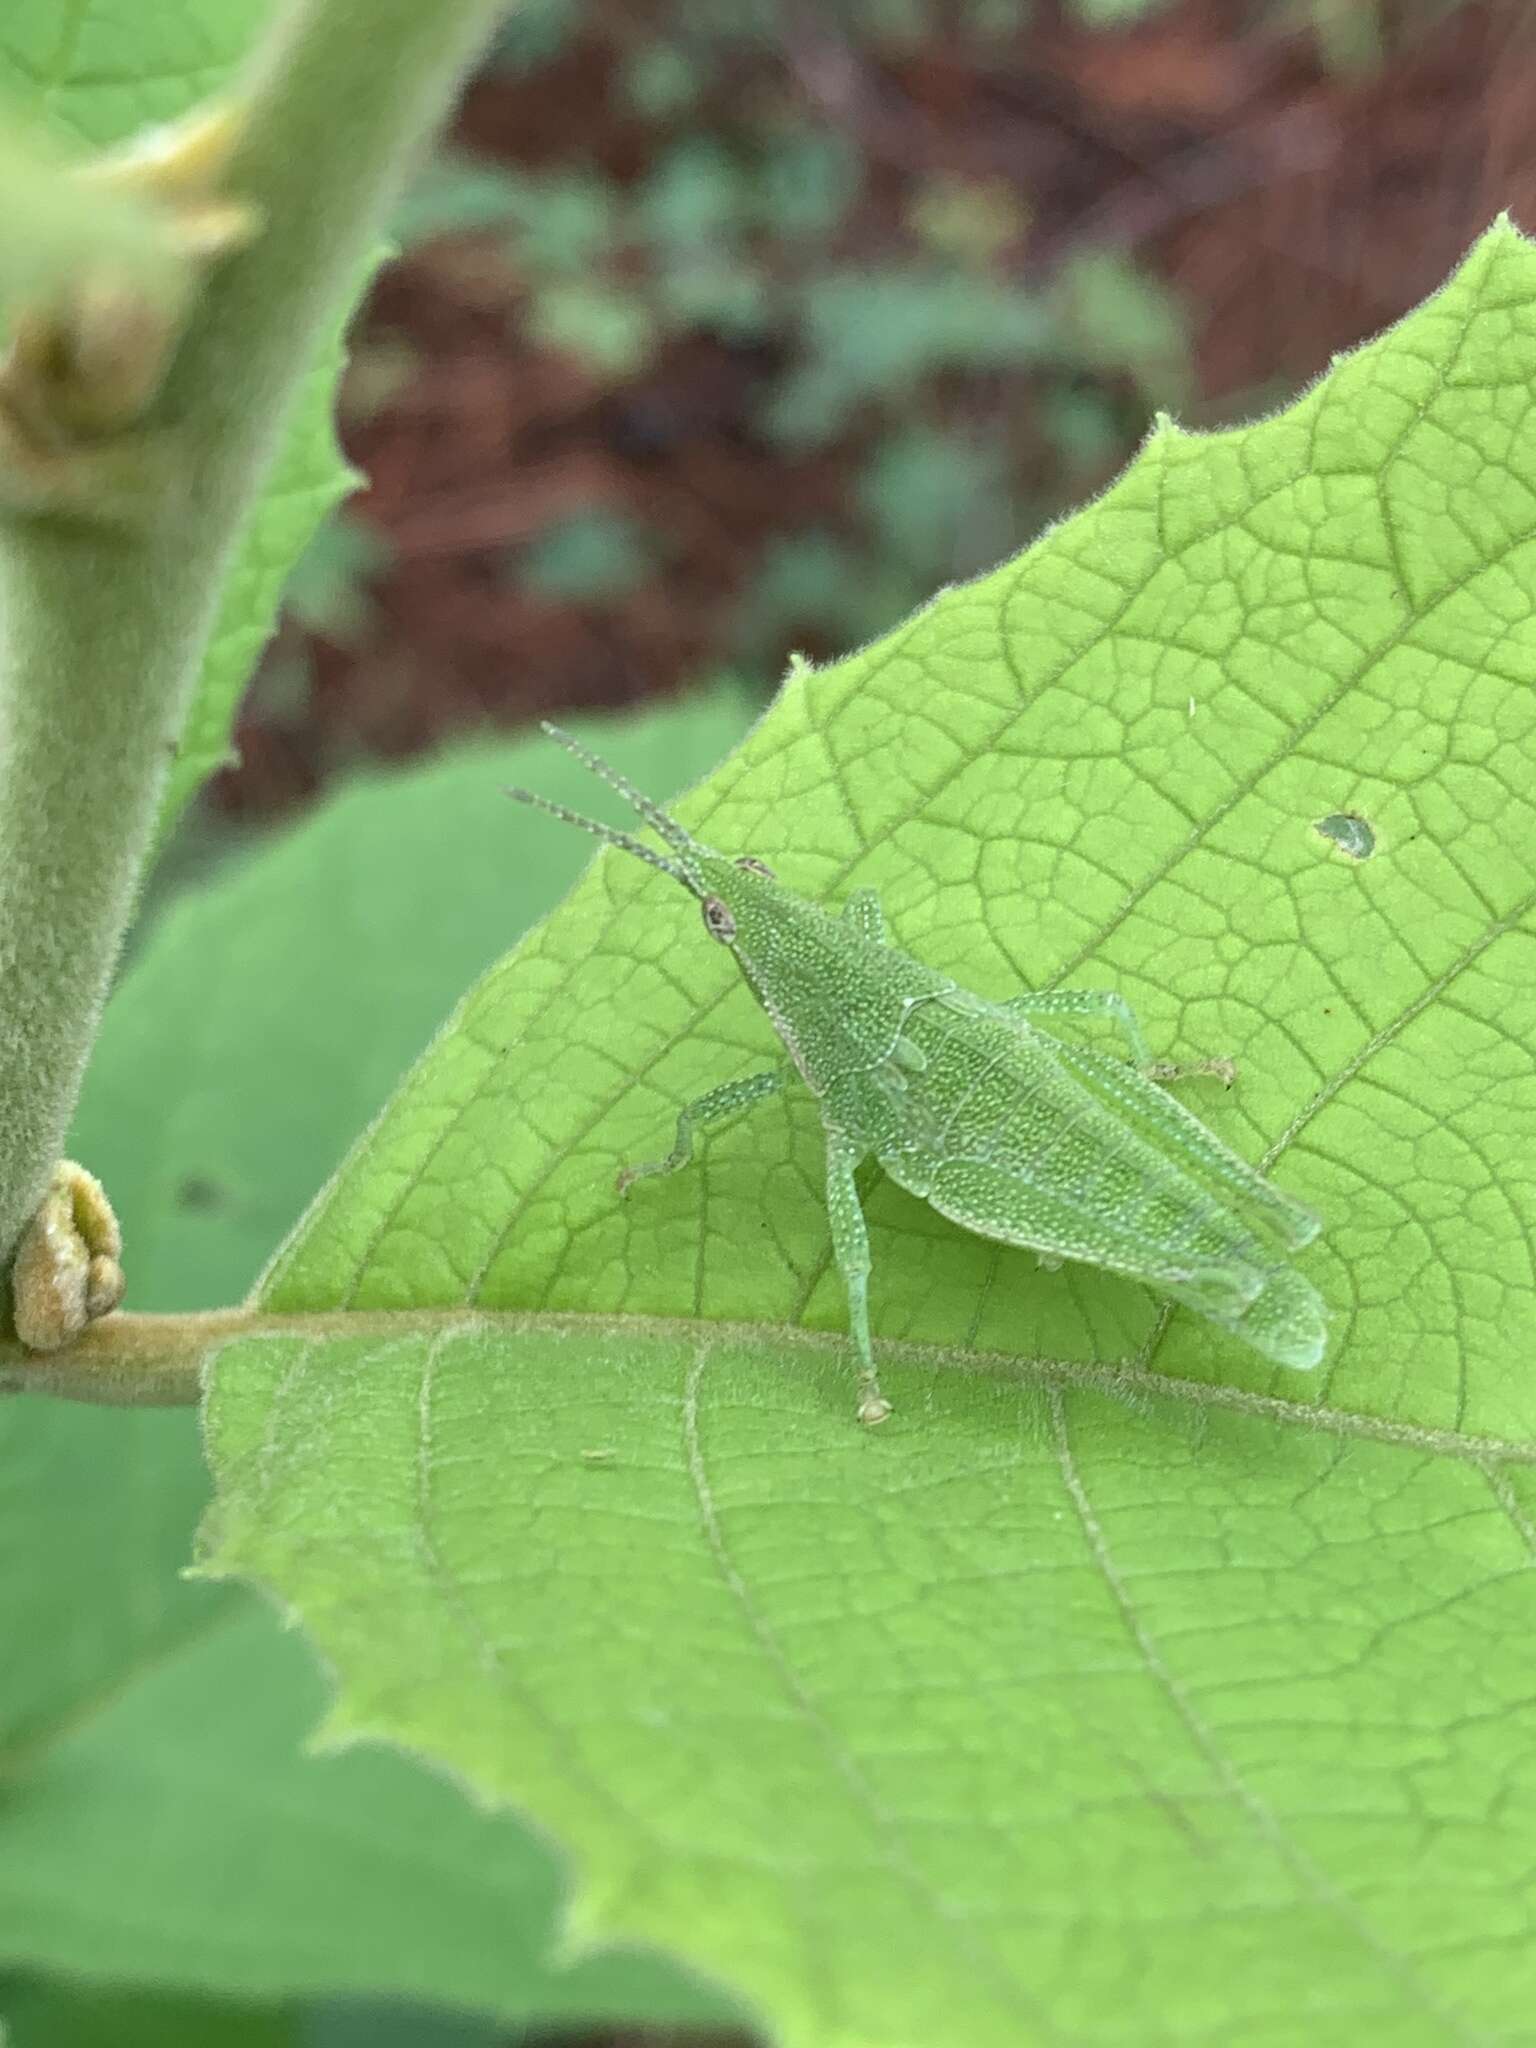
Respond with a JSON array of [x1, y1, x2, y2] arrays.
[[506, 727, 1326, 1424]]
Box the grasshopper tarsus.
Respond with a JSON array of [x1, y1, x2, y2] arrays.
[[1143, 1056, 1238, 1089], [857, 1388, 893, 1426]]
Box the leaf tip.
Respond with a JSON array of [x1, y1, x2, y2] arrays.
[[1485, 207, 1529, 245], [306, 1702, 362, 1758], [1458, 210, 1536, 289]]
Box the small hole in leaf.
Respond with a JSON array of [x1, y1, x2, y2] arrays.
[[1314, 812, 1375, 860]]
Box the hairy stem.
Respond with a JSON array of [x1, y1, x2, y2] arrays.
[[0, 0, 504, 1278]]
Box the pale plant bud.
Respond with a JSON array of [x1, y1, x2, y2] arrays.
[[11, 1160, 125, 1352]]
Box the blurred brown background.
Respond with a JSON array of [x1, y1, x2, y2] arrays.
[[217, 0, 1536, 827]]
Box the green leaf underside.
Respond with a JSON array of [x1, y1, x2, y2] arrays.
[[156, 324, 359, 844], [204, 1319, 1536, 2048], [194, 218, 1536, 2045], [0, 3, 364, 845], [3, 714, 752, 2022]]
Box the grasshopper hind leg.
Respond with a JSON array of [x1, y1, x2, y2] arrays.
[[996, 988, 1234, 1087], [824, 1130, 891, 1424], [996, 987, 1153, 1066]]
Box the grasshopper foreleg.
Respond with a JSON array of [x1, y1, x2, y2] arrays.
[[824, 1130, 891, 1426], [617, 1069, 786, 1195]]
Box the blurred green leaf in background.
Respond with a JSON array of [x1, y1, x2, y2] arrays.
[[3, 703, 757, 2039]]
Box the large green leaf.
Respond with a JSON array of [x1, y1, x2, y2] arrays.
[[192, 218, 1536, 2042], [0, 1, 361, 842], [2, 707, 751, 2023]]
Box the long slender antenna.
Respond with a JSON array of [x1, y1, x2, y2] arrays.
[[501, 784, 688, 883], [540, 722, 697, 859]]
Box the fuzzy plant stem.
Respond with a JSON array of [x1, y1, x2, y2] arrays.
[[0, 0, 505, 1277]]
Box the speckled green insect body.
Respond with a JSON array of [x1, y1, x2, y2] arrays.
[[507, 727, 1327, 1423]]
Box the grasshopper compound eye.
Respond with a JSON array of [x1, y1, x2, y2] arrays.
[[701, 895, 737, 943], [736, 855, 775, 879]]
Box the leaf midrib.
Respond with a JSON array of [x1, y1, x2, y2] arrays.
[[8, 1308, 1533, 1465]]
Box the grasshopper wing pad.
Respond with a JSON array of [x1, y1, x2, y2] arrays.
[[1044, 1034, 1320, 1252], [922, 1154, 1326, 1367], [921, 1154, 1268, 1320]]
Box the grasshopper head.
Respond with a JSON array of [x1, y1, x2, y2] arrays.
[[503, 726, 780, 950]]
